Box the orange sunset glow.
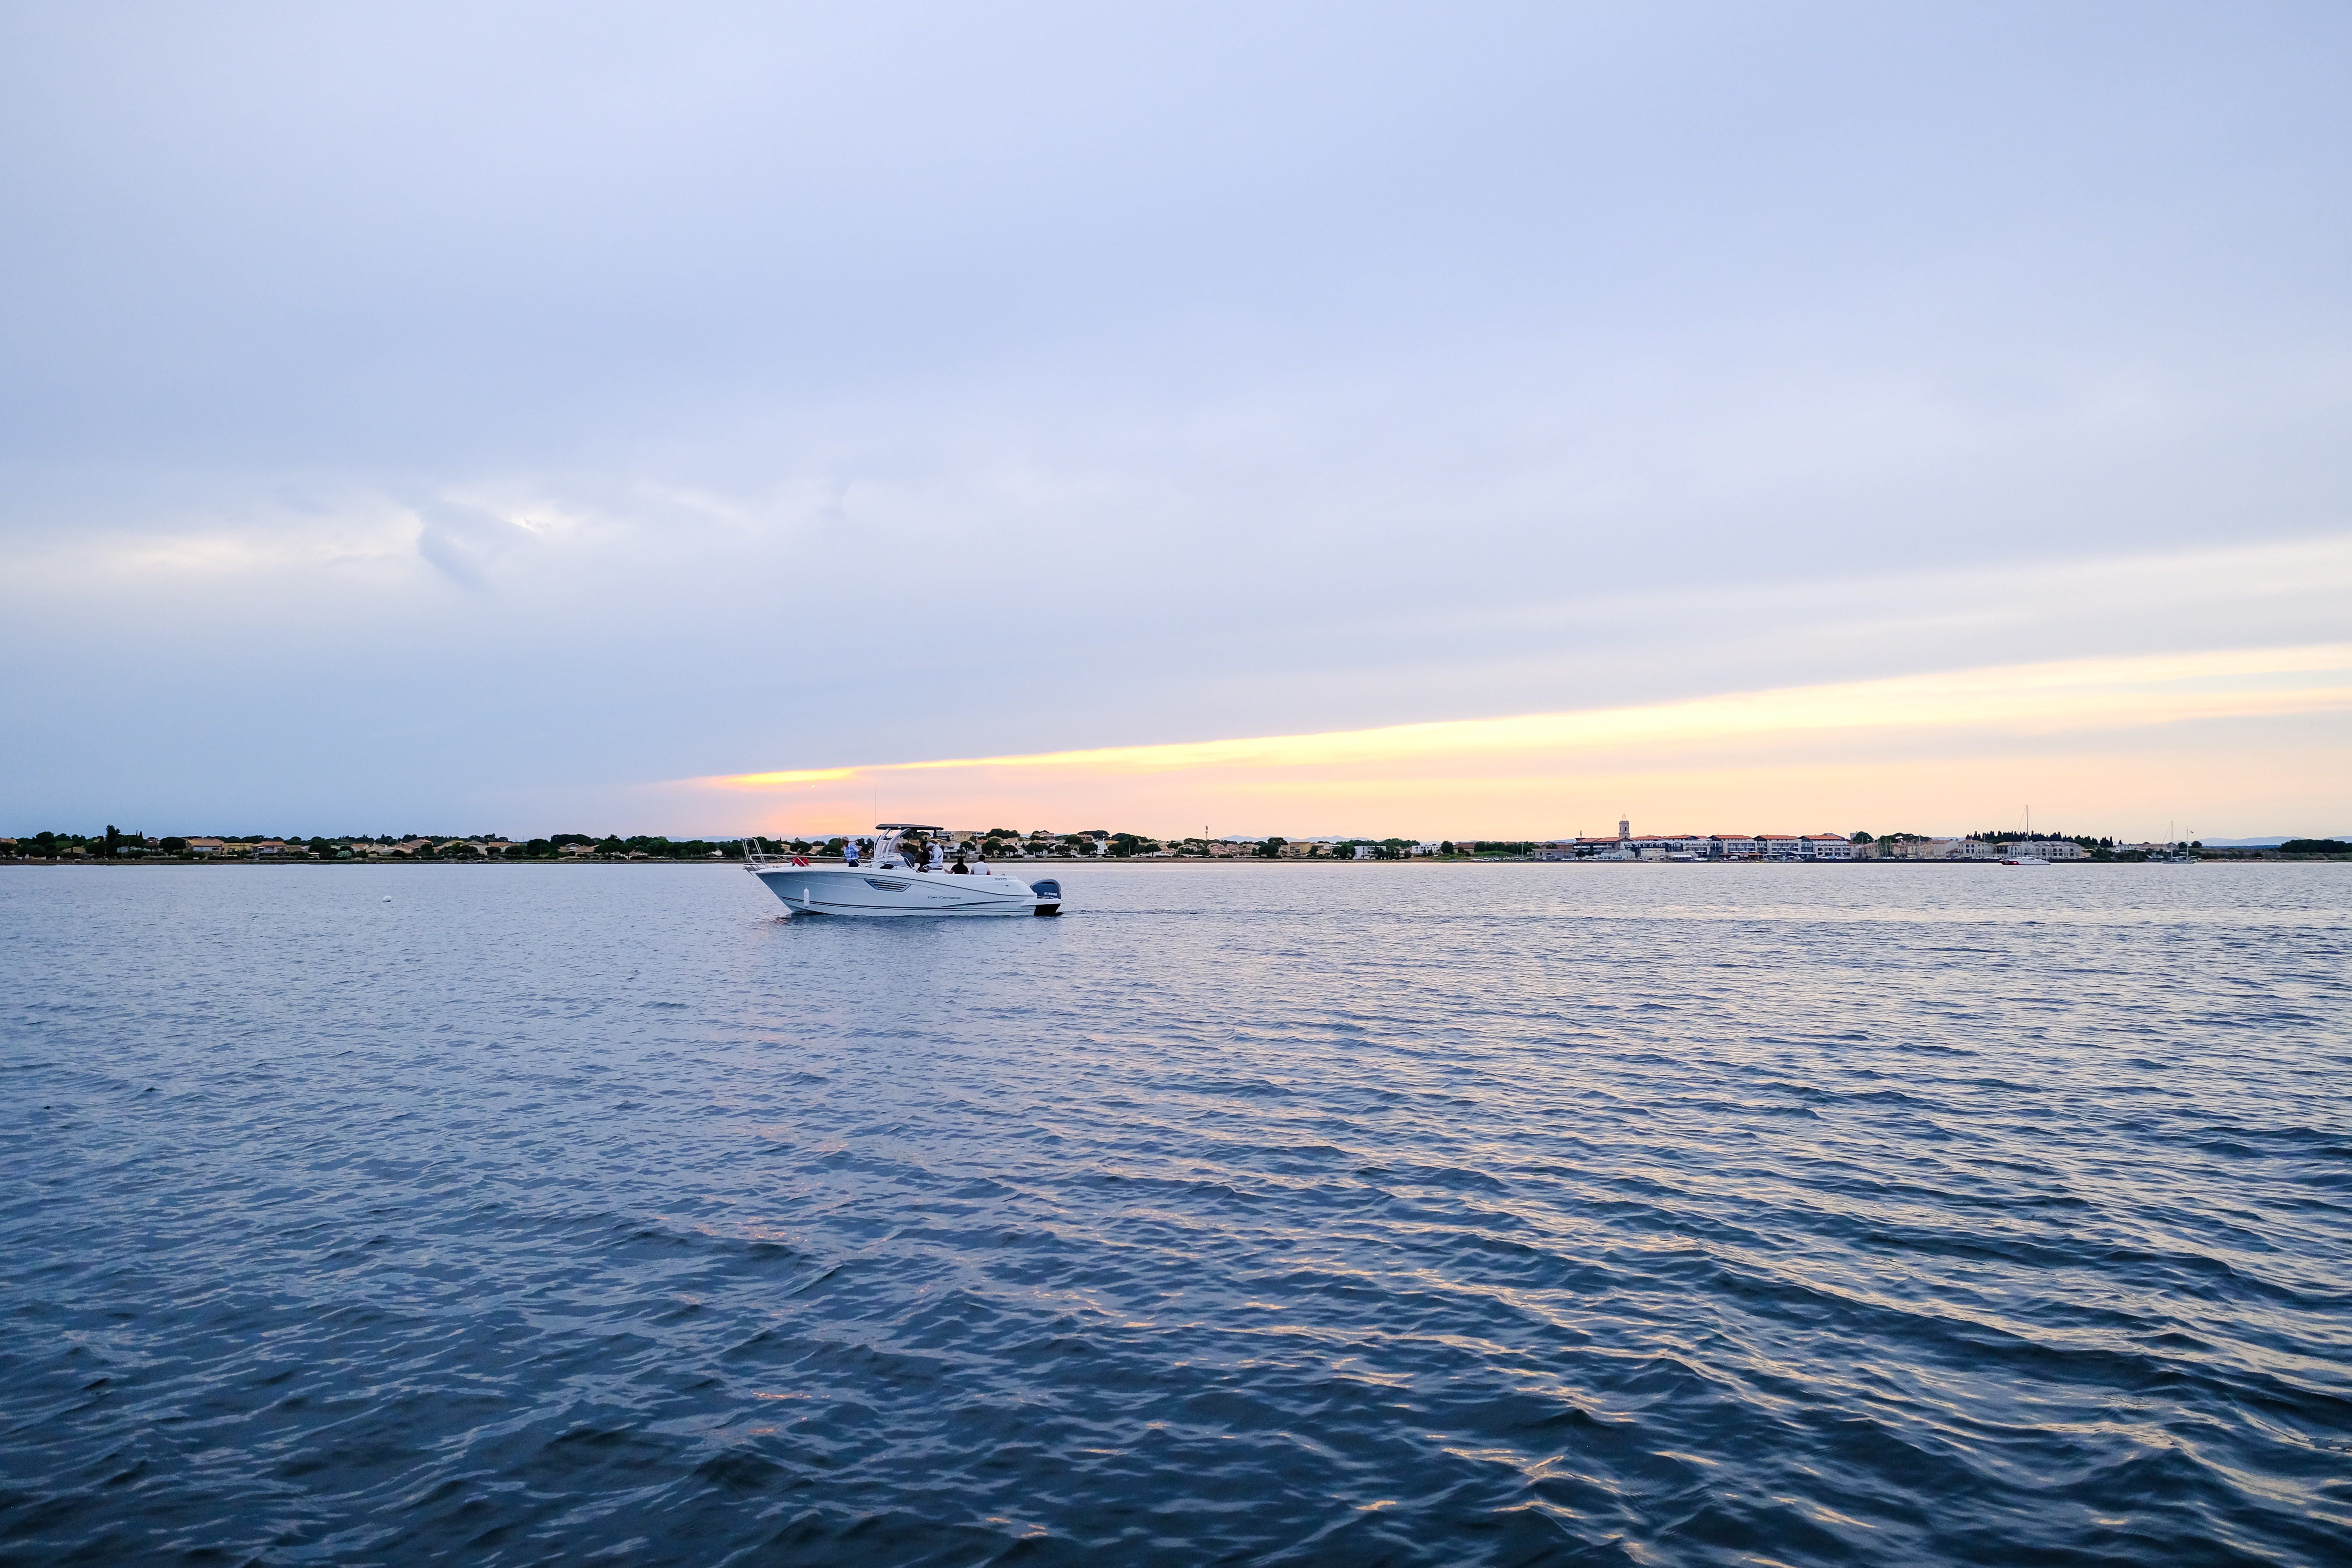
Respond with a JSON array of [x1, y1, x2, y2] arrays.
[[681, 644, 2351, 841]]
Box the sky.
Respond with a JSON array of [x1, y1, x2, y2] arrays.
[[3, 1, 2347, 842]]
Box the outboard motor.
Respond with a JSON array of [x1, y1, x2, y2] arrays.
[[1027, 878, 1063, 916]]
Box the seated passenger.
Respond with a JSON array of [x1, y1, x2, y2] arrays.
[[950, 853, 970, 874]]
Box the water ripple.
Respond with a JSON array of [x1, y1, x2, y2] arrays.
[[3, 862, 2348, 1565]]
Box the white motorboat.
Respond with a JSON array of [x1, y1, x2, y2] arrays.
[[2000, 853, 2049, 866], [746, 824, 1063, 917]]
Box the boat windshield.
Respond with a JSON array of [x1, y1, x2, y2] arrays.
[[869, 822, 939, 870]]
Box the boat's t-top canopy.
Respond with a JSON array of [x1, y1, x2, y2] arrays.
[[861, 822, 968, 871], [743, 822, 999, 874], [744, 824, 975, 872]]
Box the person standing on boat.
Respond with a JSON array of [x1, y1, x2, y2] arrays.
[[844, 836, 860, 868]]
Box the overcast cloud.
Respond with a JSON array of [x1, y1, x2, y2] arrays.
[[3, 2, 2346, 835]]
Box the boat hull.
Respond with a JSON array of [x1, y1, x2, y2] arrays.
[[750, 865, 1058, 917]]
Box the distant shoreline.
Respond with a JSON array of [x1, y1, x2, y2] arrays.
[[5, 853, 2340, 868]]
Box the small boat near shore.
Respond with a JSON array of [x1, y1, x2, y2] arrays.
[[2004, 807, 2051, 865], [746, 824, 1063, 917]]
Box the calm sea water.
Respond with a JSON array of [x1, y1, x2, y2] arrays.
[[3, 862, 2347, 1566]]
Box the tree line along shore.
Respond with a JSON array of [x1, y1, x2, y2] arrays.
[[4, 827, 1476, 863], [8, 827, 2348, 864]]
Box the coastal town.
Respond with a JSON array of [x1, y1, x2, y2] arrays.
[[8, 824, 2342, 864]]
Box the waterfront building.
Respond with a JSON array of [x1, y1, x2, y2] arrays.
[[1885, 838, 1999, 860]]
